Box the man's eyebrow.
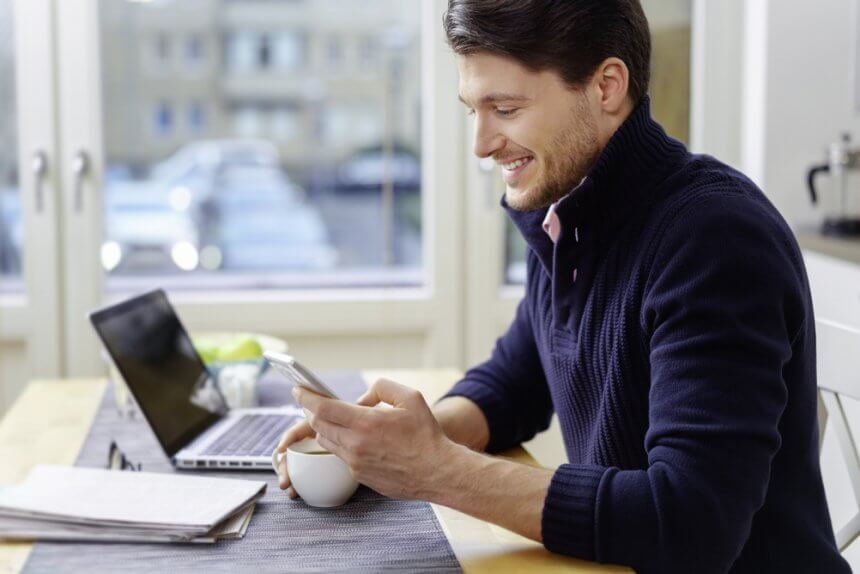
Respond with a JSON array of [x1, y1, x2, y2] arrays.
[[458, 93, 531, 107]]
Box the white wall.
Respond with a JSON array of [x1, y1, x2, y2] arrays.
[[746, 0, 860, 227]]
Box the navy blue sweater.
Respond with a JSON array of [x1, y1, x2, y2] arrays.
[[444, 98, 849, 573]]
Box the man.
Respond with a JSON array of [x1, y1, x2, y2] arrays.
[[276, 1, 850, 572]]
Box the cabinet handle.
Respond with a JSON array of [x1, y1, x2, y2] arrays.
[[31, 150, 48, 213], [71, 150, 90, 212]]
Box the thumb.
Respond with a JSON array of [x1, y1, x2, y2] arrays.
[[358, 378, 421, 408]]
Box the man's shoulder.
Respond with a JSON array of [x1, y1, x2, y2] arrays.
[[650, 154, 790, 241], [658, 153, 762, 208]]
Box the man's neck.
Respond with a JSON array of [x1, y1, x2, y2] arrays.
[[596, 97, 636, 150]]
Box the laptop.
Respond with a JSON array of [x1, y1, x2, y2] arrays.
[[89, 288, 302, 470]]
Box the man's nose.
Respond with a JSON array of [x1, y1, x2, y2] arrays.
[[472, 117, 504, 159]]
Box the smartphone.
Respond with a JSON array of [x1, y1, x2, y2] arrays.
[[263, 350, 341, 400]]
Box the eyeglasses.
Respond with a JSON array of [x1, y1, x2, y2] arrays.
[[107, 440, 142, 471]]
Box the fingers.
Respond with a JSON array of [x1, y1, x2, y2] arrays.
[[355, 389, 377, 407], [277, 458, 291, 490], [360, 378, 424, 408], [294, 387, 364, 427], [305, 410, 349, 448], [274, 420, 315, 490], [275, 420, 314, 454]]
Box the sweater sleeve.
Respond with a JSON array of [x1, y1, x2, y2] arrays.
[[541, 192, 804, 573], [441, 290, 554, 453]]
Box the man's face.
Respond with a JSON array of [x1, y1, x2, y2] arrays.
[[457, 52, 602, 211]]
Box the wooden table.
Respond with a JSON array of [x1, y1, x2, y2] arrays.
[[0, 370, 629, 573]]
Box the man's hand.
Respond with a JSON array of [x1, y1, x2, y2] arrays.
[[273, 419, 317, 497], [284, 378, 551, 543], [291, 378, 455, 500]]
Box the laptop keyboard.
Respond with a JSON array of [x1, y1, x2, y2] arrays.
[[202, 414, 297, 457]]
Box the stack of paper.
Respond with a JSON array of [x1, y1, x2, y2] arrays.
[[0, 465, 267, 543]]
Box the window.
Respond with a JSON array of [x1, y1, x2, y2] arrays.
[[226, 31, 257, 72], [153, 100, 173, 136], [271, 106, 302, 142], [0, 0, 18, 290], [326, 36, 343, 69], [232, 105, 265, 137], [186, 34, 205, 68], [273, 31, 305, 71], [324, 101, 382, 146], [257, 33, 271, 69], [358, 35, 378, 68], [188, 101, 206, 133], [155, 33, 170, 63], [2, 0, 472, 392], [101, 0, 422, 291]]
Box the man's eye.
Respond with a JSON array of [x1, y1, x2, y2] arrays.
[[495, 108, 517, 117]]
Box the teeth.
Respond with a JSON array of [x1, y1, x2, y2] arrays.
[[502, 157, 531, 170]]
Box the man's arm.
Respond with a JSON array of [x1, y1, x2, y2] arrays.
[[429, 442, 552, 542], [432, 396, 490, 452]]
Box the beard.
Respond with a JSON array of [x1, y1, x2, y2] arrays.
[[505, 92, 601, 212]]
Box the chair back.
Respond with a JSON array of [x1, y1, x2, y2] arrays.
[[816, 318, 860, 552]]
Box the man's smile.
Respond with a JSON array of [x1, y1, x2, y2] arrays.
[[499, 155, 534, 183]]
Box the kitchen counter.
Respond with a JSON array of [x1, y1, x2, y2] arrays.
[[795, 227, 860, 265]]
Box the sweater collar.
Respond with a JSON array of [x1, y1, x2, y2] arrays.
[[503, 96, 689, 276]]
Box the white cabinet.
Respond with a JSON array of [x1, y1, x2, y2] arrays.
[[804, 250, 860, 329]]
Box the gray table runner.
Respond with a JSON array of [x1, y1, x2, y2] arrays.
[[22, 371, 461, 573]]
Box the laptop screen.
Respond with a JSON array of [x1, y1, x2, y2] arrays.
[[89, 289, 227, 457]]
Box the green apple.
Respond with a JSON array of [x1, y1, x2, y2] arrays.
[[216, 335, 264, 362], [193, 339, 220, 365]]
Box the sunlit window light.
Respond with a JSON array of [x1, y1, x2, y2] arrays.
[[101, 241, 123, 272], [171, 241, 199, 271]]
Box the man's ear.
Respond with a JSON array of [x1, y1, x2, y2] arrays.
[[594, 57, 630, 114]]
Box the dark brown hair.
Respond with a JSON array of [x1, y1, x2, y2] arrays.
[[443, 0, 651, 104]]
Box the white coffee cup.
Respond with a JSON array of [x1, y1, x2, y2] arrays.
[[274, 438, 359, 508]]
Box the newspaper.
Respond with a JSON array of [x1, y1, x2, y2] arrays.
[[0, 465, 265, 543]]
